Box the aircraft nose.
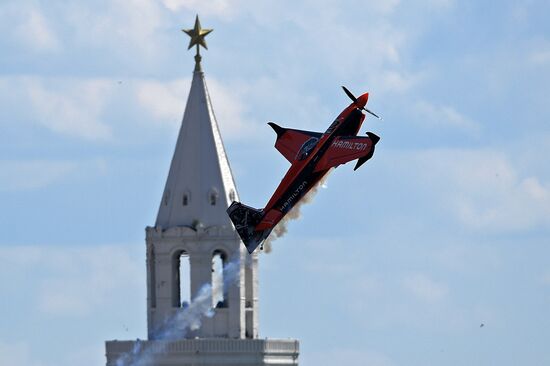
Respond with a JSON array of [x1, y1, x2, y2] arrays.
[[356, 92, 369, 109]]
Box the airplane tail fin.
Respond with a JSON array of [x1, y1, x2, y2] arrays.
[[227, 202, 271, 254]]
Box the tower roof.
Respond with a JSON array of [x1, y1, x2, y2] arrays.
[[155, 45, 238, 229]]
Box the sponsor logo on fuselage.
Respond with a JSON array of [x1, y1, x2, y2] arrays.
[[280, 181, 308, 212], [331, 139, 369, 151]]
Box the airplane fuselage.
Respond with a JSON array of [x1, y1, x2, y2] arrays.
[[256, 105, 365, 231], [226, 88, 379, 254]]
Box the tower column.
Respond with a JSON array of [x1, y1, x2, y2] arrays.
[[189, 251, 212, 300], [245, 253, 259, 338]]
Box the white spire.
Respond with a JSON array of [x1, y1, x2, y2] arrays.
[[155, 70, 239, 229]]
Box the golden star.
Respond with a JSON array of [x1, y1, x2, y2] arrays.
[[182, 15, 213, 51]]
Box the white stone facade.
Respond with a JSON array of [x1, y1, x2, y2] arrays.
[[145, 225, 259, 340]]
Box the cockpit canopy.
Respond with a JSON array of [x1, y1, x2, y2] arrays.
[[296, 137, 319, 161]]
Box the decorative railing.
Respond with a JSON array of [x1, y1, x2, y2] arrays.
[[106, 338, 299, 354]]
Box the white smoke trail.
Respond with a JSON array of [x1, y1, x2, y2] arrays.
[[262, 168, 333, 253], [114, 256, 241, 366]]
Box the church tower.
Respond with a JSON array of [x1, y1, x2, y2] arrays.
[[105, 16, 299, 366], [147, 15, 253, 340]]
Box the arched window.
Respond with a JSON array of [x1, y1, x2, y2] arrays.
[[212, 250, 227, 308], [172, 250, 190, 308], [209, 188, 219, 206], [182, 191, 190, 206], [229, 189, 236, 202]]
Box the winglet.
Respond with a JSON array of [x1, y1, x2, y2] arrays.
[[268, 122, 286, 138]]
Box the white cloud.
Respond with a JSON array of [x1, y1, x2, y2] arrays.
[[37, 246, 143, 316], [136, 79, 189, 125], [3, 4, 61, 52], [161, 0, 234, 18], [403, 273, 449, 303], [1, 74, 256, 143], [63, 0, 167, 62], [432, 243, 502, 275], [371, 70, 425, 95], [135, 76, 255, 139], [22, 77, 114, 141], [217, 0, 410, 89], [367, 0, 401, 15], [206, 78, 255, 139], [0, 341, 43, 366], [0, 245, 143, 317], [295, 239, 495, 333], [0, 160, 76, 191], [523, 35, 550, 67], [530, 49, 550, 65], [0, 244, 146, 366], [454, 167, 550, 231], [414, 100, 480, 135], [402, 148, 550, 231], [0, 0, 453, 146], [425, 0, 455, 10]]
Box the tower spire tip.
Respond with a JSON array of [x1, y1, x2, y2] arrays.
[[182, 15, 213, 72]]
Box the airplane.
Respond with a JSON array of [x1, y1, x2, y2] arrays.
[[227, 86, 381, 254]]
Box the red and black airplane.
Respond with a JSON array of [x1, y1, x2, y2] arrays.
[[227, 86, 380, 253]]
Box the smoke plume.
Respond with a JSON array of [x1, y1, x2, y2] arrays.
[[115, 256, 241, 366], [262, 169, 333, 253]]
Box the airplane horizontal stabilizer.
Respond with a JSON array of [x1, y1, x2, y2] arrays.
[[314, 133, 380, 172], [354, 132, 380, 171]]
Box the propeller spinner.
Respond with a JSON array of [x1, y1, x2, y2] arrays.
[[342, 86, 381, 119]]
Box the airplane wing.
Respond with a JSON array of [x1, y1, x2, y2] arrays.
[[268, 122, 322, 163], [314, 134, 377, 171]]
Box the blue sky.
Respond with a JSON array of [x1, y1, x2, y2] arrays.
[[1, 0, 550, 365]]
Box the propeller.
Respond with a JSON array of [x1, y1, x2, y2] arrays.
[[342, 86, 381, 119]]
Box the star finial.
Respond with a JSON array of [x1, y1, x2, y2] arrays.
[[182, 15, 213, 72]]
